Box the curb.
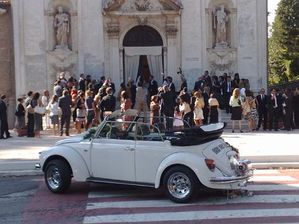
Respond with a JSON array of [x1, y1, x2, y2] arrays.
[[252, 162, 299, 169]]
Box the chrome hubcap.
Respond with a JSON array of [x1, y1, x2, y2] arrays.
[[47, 167, 61, 190], [167, 172, 191, 199]]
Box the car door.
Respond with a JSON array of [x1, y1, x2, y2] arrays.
[[134, 123, 170, 184], [90, 121, 136, 182]]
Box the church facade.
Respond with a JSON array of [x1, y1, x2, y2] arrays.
[[0, 0, 268, 127], [6, 0, 267, 100]]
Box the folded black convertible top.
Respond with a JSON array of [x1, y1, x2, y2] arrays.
[[166, 123, 226, 146]]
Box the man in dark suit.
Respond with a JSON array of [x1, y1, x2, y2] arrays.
[[160, 86, 175, 130], [222, 76, 233, 113], [148, 75, 158, 97], [0, 95, 11, 139], [99, 87, 116, 121], [58, 90, 72, 136], [193, 76, 204, 92], [268, 88, 282, 131], [107, 77, 116, 94], [202, 86, 210, 125], [78, 74, 86, 92], [167, 76, 176, 94], [282, 89, 293, 131], [148, 75, 158, 106], [93, 76, 105, 96], [256, 88, 268, 131]]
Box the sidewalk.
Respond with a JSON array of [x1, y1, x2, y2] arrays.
[[0, 129, 299, 176]]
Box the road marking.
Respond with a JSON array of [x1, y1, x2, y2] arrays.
[[253, 170, 280, 175], [83, 208, 299, 223], [249, 175, 296, 182], [83, 170, 299, 223], [246, 184, 299, 191], [86, 194, 299, 210]]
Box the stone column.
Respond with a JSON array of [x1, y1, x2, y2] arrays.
[[230, 8, 237, 49], [12, 0, 26, 99], [166, 20, 179, 83], [119, 48, 124, 84], [106, 21, 121, 89], [163, 47, 168, 76]]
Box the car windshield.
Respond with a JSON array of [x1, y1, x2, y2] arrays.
[[83, 127, 98, 140]]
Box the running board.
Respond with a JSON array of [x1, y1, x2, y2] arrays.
[[86, 177, 155, 188]]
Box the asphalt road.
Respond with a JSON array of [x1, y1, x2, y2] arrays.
[[1, 170, 299, 224], [0, 176, 40, 224]]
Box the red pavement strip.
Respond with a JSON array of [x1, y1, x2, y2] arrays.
[[22, 181, 90, 224], [22, 169, 299, 223]]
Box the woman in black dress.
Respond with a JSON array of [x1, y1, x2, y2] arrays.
[[209, 93, 219, 124], [229, 88, 243, 133], [15, 98, 26, 136]]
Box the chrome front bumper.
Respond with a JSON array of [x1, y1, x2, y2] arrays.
[[35, 163, 41, 169]]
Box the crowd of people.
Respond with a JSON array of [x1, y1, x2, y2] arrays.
[[0, 70, 299, 139]]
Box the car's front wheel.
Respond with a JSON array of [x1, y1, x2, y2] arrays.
[[163, 166, 199, 203], [44, 159, 72, 193]]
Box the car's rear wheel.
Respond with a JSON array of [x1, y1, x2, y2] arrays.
[[163, 166, 198, 203], [44, 159, 71, 193]]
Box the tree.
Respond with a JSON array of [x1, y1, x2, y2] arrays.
[[269, 0, 299, 85]]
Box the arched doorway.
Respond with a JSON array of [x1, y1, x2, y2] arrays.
[[123, 25, 164, 85]]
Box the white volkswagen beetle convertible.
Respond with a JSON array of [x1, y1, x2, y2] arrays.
[[36, 110, 252, 203]]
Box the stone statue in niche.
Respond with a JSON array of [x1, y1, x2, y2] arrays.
[[213, 5, 228, 48], [53, 6, 70, 50]]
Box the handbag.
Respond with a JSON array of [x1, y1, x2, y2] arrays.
[[26, 104, 34, 114], [34, 106, 46, 114]]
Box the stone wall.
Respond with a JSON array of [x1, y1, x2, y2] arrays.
[[11, 0, 267, 99], [0, 5, 15, 128]]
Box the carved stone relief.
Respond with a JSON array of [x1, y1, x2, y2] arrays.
[[103, 0, 182, 12], [207, 48, 236, 76], [106, 22, 120, 38]]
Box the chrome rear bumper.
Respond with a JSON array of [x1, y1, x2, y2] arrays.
[[210, 169, 253, 184]]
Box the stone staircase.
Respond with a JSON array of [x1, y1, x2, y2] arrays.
[[218, 109, 248, 130]]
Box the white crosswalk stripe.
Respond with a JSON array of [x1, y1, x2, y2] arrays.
[[249, 175, 296, 182], [84, 208, 299, 224], [86, 194, 299, 210], [83, 169, 299, 224]]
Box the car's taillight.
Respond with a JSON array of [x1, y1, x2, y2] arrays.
[[205, 159, 215, 171]]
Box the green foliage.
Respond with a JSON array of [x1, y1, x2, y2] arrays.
[[269, 0, 299, 85]]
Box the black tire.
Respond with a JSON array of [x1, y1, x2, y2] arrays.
[[44, 159, 72, 193], [163, 166, 199, 203]]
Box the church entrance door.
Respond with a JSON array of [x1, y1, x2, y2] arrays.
[[123, 25, 164, 85], [137, 55, 151, 83]]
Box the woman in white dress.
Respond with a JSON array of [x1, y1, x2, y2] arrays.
[[193, 91, 205, 126], [47, 95, 60, 136]]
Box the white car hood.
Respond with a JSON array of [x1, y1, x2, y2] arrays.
[[55, 135, 84, 146]]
